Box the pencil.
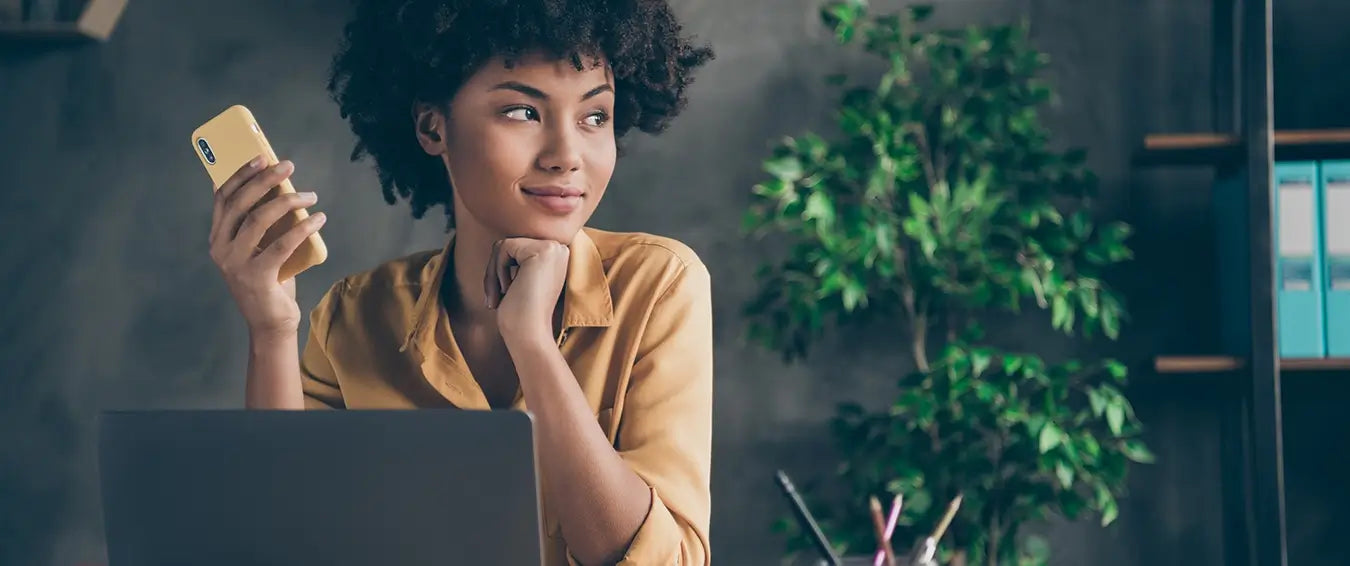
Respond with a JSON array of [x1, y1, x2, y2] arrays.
[[930, 493, 964, 542], [874, 494, 902, 566], [869, 496, 896, 566], [774, 470, 841, 566]]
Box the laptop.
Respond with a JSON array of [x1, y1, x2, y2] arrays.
[[97, 409, 543, 566]]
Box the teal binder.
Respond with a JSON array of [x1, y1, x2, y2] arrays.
[[1273, 161, 1325, 358], [1320, 160, 1350, 356]]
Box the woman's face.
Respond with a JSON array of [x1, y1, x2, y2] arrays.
[[415, 51, 617, 244]]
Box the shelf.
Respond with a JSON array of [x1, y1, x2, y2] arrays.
[[1135, 129, 1350, 166], [0, 0, 127, 42], [1154, 355, 1350, 374]]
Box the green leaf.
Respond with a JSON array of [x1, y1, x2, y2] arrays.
[[1100, 294, 1122, 340], [1027, 414, 1047, 438], [1038, 422, 1062, 453], [751, 178, 790, 199], [1070, 210, 1092, 240], [1106, 402, 1125, 436], [976, 382, 999, 402], [919, 232, 938, 259], [971, 348, 993, 377], [763, 156, 804, 181], [1019, 208, 1041, 229], [842, 280, 867, 311], [1078, 286, 1100, 318], [1122, 439, 1156, 464], [1104, 359, 1128, 381], [1088, 387, 1106, 417], [1094, 481, 1113, 509], [1055, 460, 1074, 488], [908, 191, 931, 217], [1051, 295, 1071, 330], [1100, 498, 1119, 526], [1081, 434, 1101, 460], [804, 192, 835, 226], [1003, 354, 1024, 375]]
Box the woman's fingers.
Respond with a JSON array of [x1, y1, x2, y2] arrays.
[[234, 191, 318, 254], [210, 154, 266, 246], [219, 161, 295, 253], [257, 211, 328, 278]]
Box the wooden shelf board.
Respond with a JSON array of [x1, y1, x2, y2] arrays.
[[1135, 129, 1350, 166], [1155, 355, 1350, 374], [0, 0, 127, 41]]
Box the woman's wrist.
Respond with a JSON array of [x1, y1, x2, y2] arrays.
[[244, 331, 304, 409], [500, 325, 557, 356], [248, 327, 299, 353]]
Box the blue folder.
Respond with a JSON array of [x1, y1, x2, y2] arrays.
[[1215, 162, 1326, 358], [1273, 161, 1325, 358], [1320, 160, 1350, 356]]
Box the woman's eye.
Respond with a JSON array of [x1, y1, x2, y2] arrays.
[[504, 107, 539, 121], [584, 112, 610, 127]]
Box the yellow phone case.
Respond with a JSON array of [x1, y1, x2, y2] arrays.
[[191, 105, 328, 282]]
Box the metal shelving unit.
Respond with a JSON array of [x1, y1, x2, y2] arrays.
[[1134, 1, 1289, 564]]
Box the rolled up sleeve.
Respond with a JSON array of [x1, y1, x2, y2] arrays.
[[581, 260, 714, 565], [300, 280, 345, 410]]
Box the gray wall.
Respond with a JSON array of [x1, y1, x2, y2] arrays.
[[2, 0, 1348, 565]]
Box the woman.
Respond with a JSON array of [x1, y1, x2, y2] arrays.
[[205, 1, 716, 564]]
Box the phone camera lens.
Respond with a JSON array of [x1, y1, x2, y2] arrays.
[[197, 138, 216, 164]]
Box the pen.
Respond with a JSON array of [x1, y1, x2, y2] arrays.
[[868, 496, 896, 566], [774, 470, 841, 566], [873, 494, 902, 566]]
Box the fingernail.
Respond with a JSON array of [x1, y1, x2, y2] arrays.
[[276, 161, 293, 173], [300, 191, 317, 201], [312, 212, 326, 223], [249, 155, 264, 168]]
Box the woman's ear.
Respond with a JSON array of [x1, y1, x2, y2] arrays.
[[412, 102, 447, 155]]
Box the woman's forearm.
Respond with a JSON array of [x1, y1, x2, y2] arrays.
[[506, 335, 652, 565], [244, 331, 305, 409]]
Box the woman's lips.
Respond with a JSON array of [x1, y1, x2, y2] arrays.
[[521, 186, 584, 214]]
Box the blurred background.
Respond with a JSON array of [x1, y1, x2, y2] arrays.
[[2, 0, 1349, 565]]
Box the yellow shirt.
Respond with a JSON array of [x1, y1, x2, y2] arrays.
[[297, 227, 713, 566]]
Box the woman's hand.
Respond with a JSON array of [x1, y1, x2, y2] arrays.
[[208, 156, 327, 339], [485, 237, 569, 347]]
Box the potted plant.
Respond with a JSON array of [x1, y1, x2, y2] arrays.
[[743, 2, 1154, 565]]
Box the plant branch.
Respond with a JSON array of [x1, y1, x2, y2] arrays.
[[908, 289, 930, 371], [907, 123, 939, 192]]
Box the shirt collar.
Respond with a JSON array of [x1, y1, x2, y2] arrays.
[[399, 228, 615, 353]]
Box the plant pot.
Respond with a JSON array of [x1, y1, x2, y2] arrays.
[[794, 556, 910, 566]]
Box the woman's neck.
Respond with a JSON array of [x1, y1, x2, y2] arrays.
[[445, 221, 499, 327]]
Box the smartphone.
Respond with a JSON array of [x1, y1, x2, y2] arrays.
[[191, 105, 328, 282]]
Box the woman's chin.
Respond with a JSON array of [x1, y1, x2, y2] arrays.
[[501, 220, 584, 244]]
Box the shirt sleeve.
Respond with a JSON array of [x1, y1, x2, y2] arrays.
[[583, 260, 714, 565], [300, 280, 346, 410]]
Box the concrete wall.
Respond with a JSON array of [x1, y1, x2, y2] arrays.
[[2, 0, 1348, 564]]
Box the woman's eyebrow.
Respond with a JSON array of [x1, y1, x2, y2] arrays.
[[490, 81, 614, 102]]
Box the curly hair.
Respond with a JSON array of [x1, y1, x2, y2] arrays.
[[326, 0, 715, 229]]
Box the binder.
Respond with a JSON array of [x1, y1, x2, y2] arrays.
[[1273, 161, 1325, 358], [1320, 160, 1350, 356]]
